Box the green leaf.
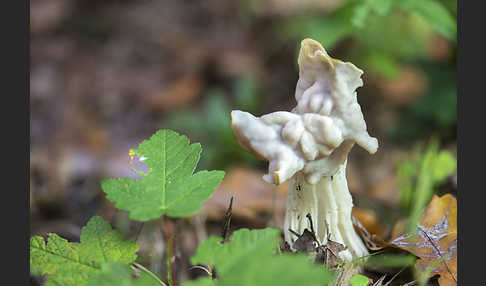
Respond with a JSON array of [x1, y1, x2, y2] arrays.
[[352, 0, 394, 28], [191, 228, 280, 274], [432, 151, 456, 182], [79, 216, 139, 264], [279, 2, 358, 49], [397, 140, 456, 224], [30, 216, 139, 286], [182, 278, 214, 286], [399, 0, 457, 40], [87, 263, 161, 286], [350, 274, 370, 286], [101, 129, 225, 221], [186, 228, 334, 286], [363, 51, 399, 79], [233, 75, 261, 113]]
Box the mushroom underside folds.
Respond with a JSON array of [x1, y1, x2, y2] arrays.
[[284, 160, 368, 261]]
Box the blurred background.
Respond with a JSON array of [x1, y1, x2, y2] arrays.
[[30, 0, 457, 284]]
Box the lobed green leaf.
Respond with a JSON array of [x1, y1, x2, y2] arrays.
[[30, 216, 139, 286], [101, 129, 225, 221], [186, 228, 334, 286]]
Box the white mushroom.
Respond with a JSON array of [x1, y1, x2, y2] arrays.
[[230, 38, 378, 261]]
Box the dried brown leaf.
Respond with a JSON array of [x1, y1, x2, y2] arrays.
[[146, 75, 204, 111], [202, 166, 289, 227], [352, 207, 385, 237], [374, 67, 428, 106], [389, 194, 457, 285]]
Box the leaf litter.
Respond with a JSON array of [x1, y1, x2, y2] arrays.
[[389, 194, 457, 285]]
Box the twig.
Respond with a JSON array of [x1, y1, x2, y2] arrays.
[[189, 265, 212, 276], [221, 196, 234, 243], [161, 216, 177, 286], [383, 267, 405, 286], [306, 213, 315, 235], [288, 228, 301, 238], [372, 274, 386, 286]]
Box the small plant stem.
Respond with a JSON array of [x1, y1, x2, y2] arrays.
[[133, 262, 167, 286], [161, 215, 176, 286], [167, 235, 175, 286]]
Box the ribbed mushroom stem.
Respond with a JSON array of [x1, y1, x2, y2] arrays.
[[284, 160, 368, 261]]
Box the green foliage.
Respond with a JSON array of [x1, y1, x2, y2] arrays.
[[351, 0, 456, 41], [350, 274, 370, 286], [191, 228, 280, 273], [101, 129, 225, 221], [166, 76, 260, 170], [352, 0, 393, 28], [278, 0, 456, 79], [86, 263, 161, 286], [280, 3, 357, 49], [30, 216, 139, 286], [397, 140, 456, 226], [185, 228, 335, 286], [398, 0, 457, 41]]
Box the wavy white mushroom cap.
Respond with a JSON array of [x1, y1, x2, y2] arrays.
[[231, 38, 378, 185]]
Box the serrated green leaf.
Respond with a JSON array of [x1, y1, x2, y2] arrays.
[[30, 234, 94, 286], [186, 228, 334, 286], [79, 216, 139, 265], [101, 129, 225, 221], [30, 216, 139, 286], [191, 228, 280, 274], [86, 263, 161, 286]]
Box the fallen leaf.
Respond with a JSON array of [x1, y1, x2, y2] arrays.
[[373, 66, 428, 106], [292, 228, 319, 253], [427, 35, 453, 61], [315, 239, 347, 268], [287, 214, 346, 268], [279, 241, 291, 253], [389, 194, 457, 285], [146, 75, 204, 111], [367, 173, 400, 206], [352, 214, 387, 251], [202, 166, 289, 227], [352, 207, 385, 237]]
